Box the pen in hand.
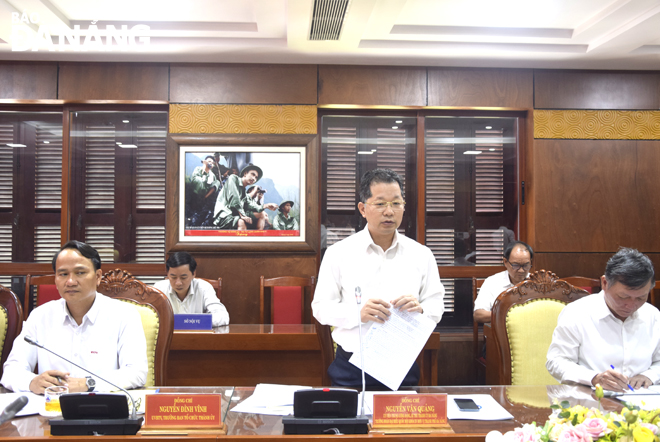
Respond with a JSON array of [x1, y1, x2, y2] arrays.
[[610, 365, 635, 392]]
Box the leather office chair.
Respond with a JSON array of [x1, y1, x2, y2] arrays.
[[198, 277, 222, 301], [259, 276, 316, 324], [560, 276, 601, 294], [0, 285, 23, 376], [23, 274, 59, 320], [98, 269, 174, 387], [472, 277, 486, 382], [491, 270, 589, 385]]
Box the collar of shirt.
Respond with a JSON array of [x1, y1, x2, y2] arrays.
[[592, 291, 639, 322], [60, 292, 102, 327], [167, 281, 195, 302], [359, 227, 400, 255]]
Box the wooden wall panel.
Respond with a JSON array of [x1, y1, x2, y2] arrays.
[[170, 64, 317, 104], [534, 70, 660, 110], [194, 255, 317, 324], [533, 139, 660, 252], [428, 68, 533, 108], [58, 63, 169, 101], [318, 65, 426, 106], [535, 253, 660, 281], [0, 63, 57, 99]]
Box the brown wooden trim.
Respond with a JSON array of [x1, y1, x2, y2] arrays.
[[522, 110, 534, 246], [61, 108, 71, 244], [416, 114, 426, 243], [318, 104, 533, 111], [0, 263, 165, 276], [438, 266, 506, 278]]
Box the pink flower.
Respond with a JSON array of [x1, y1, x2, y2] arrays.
[[577, 418, 608, 439], [640, 423, 660, 436], [557, 426, 593, 442], [509, 424, 541, 442]]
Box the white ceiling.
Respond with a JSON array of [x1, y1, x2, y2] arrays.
[[1, 0, 660, 69]]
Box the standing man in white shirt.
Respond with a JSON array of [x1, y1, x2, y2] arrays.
[[1, 241, 148, 394], [312, 169, 445, 389], [546, 248, 659, 391], [473, 241, 534, 323], [154, 252, 229, 327]]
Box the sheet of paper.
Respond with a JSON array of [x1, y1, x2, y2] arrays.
[[349, 307, 436, 391], [230, 383, 310, 416], [447, 394, 513, 421], [617, 385, 660, 409], [0, 392, 44, 417]]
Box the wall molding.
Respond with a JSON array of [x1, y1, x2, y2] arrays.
[[534, 110, 660, 140]]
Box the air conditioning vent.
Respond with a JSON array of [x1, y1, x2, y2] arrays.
[[309, 0, 350, 41]]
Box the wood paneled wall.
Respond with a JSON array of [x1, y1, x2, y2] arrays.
[[0, 62, 57, 99]]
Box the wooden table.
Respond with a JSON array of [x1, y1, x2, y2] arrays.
[[167, 324, 441, 387], [0, 385, 621, 441]]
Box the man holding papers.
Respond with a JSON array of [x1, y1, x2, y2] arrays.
[[312, 168, 445, 389], [547, 248, 660, 391]]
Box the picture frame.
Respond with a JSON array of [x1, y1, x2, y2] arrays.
[[166, 134, 318, 253]]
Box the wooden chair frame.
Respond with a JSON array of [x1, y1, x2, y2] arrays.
[[259, 276, 316, 324], [98, 269, 174, 386], [23, 274, 56, 321], [198, 277, 222, 301], [472, 277, 486, 379], [0, 286, 23, 375], [491, 270, 590, 385], [560, 276, 601, 294]]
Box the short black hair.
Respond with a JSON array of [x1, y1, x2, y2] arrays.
[[503, 240, 534, 260], [52, 240, 102, 271], [204, 155, 214, 161], [605, 247, 655, 290], [359, 169, 404, 203], [166, 251, 197, 273]]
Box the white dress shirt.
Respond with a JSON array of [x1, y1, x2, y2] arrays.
[[312, 228, 445, 355], [473, 270, 518, 312], [546, 291, 660, 386], [1, 293, 148, 392], [154, 278, 229, 327]]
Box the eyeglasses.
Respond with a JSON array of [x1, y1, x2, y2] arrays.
[[365, 201, 405, 212], [506, 260, 532, 271]]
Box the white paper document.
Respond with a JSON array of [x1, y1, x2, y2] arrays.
[[349, 307, 436, 391], [0, 392, 44, 417], [230, 383, 310, 416], [616, 385, 660, 409], [447, 394, 513, 420]]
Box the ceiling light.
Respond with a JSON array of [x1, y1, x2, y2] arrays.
[[357, 151, 373, 155], [463, 150, 481, 155], [395, 120, 403, 124], [392, 126, 398, 129], [122, 120, 130, 123], [489, 148, 495, 151], [120, 144, 138, 148], [371, 149, 377, 152], [116, 142, 122, 145], [7, 143, 26, 147], [43, 141, 50, 144], [485, 126, 492, 129]]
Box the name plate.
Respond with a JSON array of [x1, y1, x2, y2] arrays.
[[144, 394, 222, 428], [372, 394, 448, 429], [174, 314, 212, 330]]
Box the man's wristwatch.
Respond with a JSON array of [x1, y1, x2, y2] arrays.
[[85, 376, 96, 392]]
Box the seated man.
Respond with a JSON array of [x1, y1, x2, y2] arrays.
[[312, 169, 445, 389], [212, 163, 278, 230], [546, 248, 659, 391], [272, 200, 299, 231], [1, 241, 147, 394], [154, 252, 229, 327], [473, 241, 533, 323]]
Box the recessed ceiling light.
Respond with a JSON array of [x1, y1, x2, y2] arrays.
[[463, 150, 481, 155], [7, 143, 26, 147], [371, 149, 377, 152], [43, 141, 50, 144], [485, 126, 492, 130], [116, 142, 122, 145], [489, 148, 495, 151], [392, 126, 399, 129], [357, 151, 373, 155], [120, 144, 138, 148], [122, 120, 130, 123], [395, 120, 403, 124]]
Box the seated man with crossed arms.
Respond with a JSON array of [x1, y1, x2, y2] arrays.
[[1, 241, 147, 394], [547, 248, 660, 391]]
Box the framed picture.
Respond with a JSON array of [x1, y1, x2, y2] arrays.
[[166, 134, 318, 253]]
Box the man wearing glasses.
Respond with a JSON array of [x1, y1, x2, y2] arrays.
[[312, 168, 445, 389], [473, 241, 533, 323]]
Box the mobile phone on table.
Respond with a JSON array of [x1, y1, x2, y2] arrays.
[[454, 398, 480, 411]]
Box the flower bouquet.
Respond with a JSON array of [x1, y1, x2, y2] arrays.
[[489, 389, 660, 442]]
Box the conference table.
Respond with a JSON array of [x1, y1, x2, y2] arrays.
[[0, 384, 620, 441], [167, 325, 441, 387]]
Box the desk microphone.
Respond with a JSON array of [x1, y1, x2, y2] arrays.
[[23, 336, 138, 421], [354, 287, 366, 418], [0, 396, 28, 425]]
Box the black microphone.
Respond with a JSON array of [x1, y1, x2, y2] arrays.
[[0, 396, 28, 425], [23, 336, 138, 420]]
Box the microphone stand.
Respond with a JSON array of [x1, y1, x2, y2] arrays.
[[24, 336, 138, 420]]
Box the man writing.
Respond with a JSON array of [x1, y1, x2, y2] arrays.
[[546, 248, 660, 391], [312, 169, 445, 389], [212, 163, 278, 230], [1, 241, 147, 394], [473, 241, 533, 323], [154, 252, 229, 327]]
